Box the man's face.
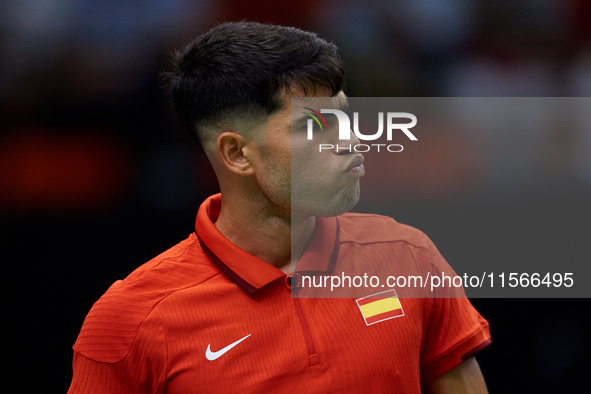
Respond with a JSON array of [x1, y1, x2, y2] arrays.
[[249, 90, 364, 218]]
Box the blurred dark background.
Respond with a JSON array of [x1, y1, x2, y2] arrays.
[[1, 0, 589, 392]]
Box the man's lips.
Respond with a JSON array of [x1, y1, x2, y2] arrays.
[[346, 154, 365, 174]]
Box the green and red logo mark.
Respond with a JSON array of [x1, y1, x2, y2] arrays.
[[303, 107, 329, 132]]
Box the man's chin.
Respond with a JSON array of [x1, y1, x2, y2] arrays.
[[293, 188, 360, 218], [319, 196, 360, 217]]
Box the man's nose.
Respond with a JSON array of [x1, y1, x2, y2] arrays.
[[333, 128, 360, 154]]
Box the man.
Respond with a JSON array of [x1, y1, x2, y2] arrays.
[[69, 22, 490, 393]]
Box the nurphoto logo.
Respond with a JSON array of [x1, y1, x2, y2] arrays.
[[303, 108, 418, 153]]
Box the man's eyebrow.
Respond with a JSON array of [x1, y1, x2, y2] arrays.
[[292, 96, 349, 124], [292, 114, 308, 125]]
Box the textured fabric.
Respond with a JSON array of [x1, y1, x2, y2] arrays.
[[68, 194, 490, 393]]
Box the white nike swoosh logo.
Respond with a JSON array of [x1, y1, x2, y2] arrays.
[[206, 334, 251, 361]]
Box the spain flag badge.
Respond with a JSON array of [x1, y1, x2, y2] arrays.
[[356, 289, 405, 326]]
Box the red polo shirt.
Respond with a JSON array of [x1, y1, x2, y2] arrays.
[[69, 194, 490, 393]]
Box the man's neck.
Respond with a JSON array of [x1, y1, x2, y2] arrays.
[[213, 196, 316, 274]]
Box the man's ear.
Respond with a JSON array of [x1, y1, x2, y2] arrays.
[[216, 132, 255, 176]]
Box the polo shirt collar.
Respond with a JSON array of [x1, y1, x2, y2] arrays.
[[195, 194, 340, 293]]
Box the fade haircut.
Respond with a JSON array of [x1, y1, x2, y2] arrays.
[[163, 21, 345, 144]]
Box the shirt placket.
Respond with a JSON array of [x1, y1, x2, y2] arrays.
[[286, 273, 319, 367]]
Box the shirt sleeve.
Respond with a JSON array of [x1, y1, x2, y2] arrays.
[[419, 237, 492, 382], [68, 310, 168, 393]]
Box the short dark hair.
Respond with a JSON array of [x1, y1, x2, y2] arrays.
[[163, 21, 345, 142]]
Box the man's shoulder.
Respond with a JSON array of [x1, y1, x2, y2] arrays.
[[337, 212, 431, 250], [72, 233, 221, 363]]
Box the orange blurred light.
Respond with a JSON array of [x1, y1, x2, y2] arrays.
[[0, 130, 133, 213]]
